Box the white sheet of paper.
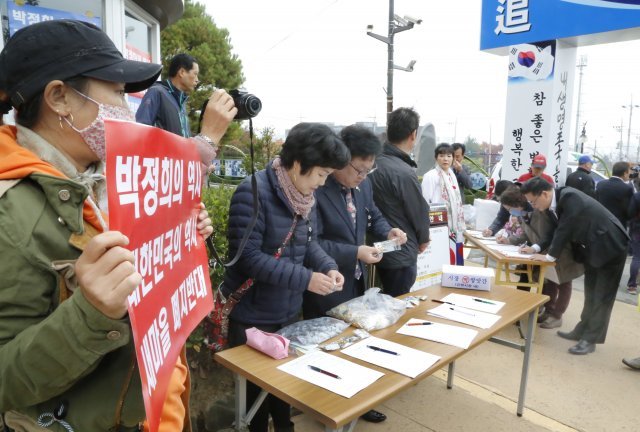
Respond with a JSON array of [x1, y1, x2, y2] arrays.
[[341, 336, 440, 378], [427, 304, 501, 329], [478, 239, 498, 245], [396, 318, 478, 349], [544, 266, 560, 284], [277, 350, 384, 398], [487, 244, 521, 253], [501, 250, 536, 259], [466, 230, 496, 240], [442, 293, 505, 314]]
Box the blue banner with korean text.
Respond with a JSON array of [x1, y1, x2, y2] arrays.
[[7, 1, 102, 37], [481, 0, 640, 51]]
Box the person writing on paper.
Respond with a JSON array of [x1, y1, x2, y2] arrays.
[[303, 125, 406, 424], [223, 122, 349, 432], [421, 143, 465, 264], [481, 179, 518, 237], [497, 186, 584, 329], [0, 20, 221, 431], [523, 177, 628, 355]]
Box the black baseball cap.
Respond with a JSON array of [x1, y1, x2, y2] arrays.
[[0, 19, 162, 108]]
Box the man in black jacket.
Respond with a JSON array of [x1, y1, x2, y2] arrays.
[[369, 108, 430, 296], [525, 177, 629, 355], [565, 155, 596, 197], [595, 161, 633, 228]]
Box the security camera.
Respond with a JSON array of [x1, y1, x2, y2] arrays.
[[366, 24, 374, 31], [394, 14, 409, 26], [407, 60, 416, 71], [404, 15, 423, 25]]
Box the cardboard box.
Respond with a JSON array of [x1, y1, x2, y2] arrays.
[[441, 265, 494, 291]]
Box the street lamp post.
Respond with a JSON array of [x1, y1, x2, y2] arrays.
[[622, 95, 639, 160], [367, 0, 421, 123]]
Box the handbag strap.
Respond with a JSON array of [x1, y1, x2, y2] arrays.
[[225, 216, 300, 307]]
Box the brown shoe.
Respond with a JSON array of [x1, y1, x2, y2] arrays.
[[540, 316, 562, 329]]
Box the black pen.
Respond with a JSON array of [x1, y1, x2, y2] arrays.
[[473, 298, 496, 305], [366, 345, 399, 355], [407, 322, 433, 326], [432, 299, 455, 305], [308, 365, 341, 379]]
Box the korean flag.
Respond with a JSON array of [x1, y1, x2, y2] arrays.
[[507, 43, 554, 81]]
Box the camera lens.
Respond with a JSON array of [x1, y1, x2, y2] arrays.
[[229, 89, 262, 120], [240, 94, 262, 118]]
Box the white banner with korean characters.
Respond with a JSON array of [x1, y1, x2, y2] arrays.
[[502, 40, 576, 185]]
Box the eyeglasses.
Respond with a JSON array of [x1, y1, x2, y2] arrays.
[[527, 195, 541, 206], [349, 162, 377, 177]]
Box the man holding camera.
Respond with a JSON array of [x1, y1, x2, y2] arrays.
[[136, 53, 200, 138]]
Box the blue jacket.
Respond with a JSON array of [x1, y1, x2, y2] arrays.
[[135, 80, 191, 137], [222, 162, 338, 325], [303, 176, 392, 318]]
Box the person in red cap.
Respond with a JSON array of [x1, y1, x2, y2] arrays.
[[517, 154, 555, 185]]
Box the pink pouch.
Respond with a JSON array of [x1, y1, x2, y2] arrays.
[[245, 327, 290, 359]]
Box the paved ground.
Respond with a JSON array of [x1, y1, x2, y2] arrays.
[[292, 255, 640, 432]]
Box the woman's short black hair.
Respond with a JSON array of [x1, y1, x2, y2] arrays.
[[434, 143, 454, 158], [494, 180, 514, 198], [340, 125, 382, 158], [498, 185, 527, 208], [280, 123, 350, 174], [15, 77, 90, 129]]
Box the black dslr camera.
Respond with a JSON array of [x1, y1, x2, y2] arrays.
[[630, 165, 640, 179], [229, 89, 262, 120]]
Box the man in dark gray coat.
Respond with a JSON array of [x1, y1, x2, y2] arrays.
[[369, 108, 430, 297], [565, 155, 595, 197], [524, 177, 629, 355]]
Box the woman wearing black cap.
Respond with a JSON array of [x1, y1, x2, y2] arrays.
[[0, 20, 236, 431]]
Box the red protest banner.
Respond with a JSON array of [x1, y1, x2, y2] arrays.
[[105, 120, 213, 432]]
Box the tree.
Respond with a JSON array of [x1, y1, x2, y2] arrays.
[[240, 127, 282, 174], [160, 0, 244, 140]]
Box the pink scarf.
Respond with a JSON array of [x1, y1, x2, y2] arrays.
[[272, 157, 315, 218]]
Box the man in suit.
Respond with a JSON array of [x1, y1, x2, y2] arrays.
[[524, 177, 629, 355], [596, 161, 633, 228], [305, 125, 406, 423], [565, 155, 596, 197]]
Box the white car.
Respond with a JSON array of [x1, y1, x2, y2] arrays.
[[486, 151, 608, 197]]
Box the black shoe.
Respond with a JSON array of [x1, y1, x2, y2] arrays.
[[568, 340, 596, 355], [557, 330, 581, 341], [361, 409, 386, 423]]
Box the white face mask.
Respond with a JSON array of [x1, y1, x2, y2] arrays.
[[64, 89, 135, 161]]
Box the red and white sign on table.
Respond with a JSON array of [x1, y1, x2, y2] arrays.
[[105, 120, 213, 432]]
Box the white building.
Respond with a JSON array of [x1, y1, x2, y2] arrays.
[[0, 0, 183, 109]]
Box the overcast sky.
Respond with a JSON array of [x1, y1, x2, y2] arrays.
[[205, 0, 640, 160]]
